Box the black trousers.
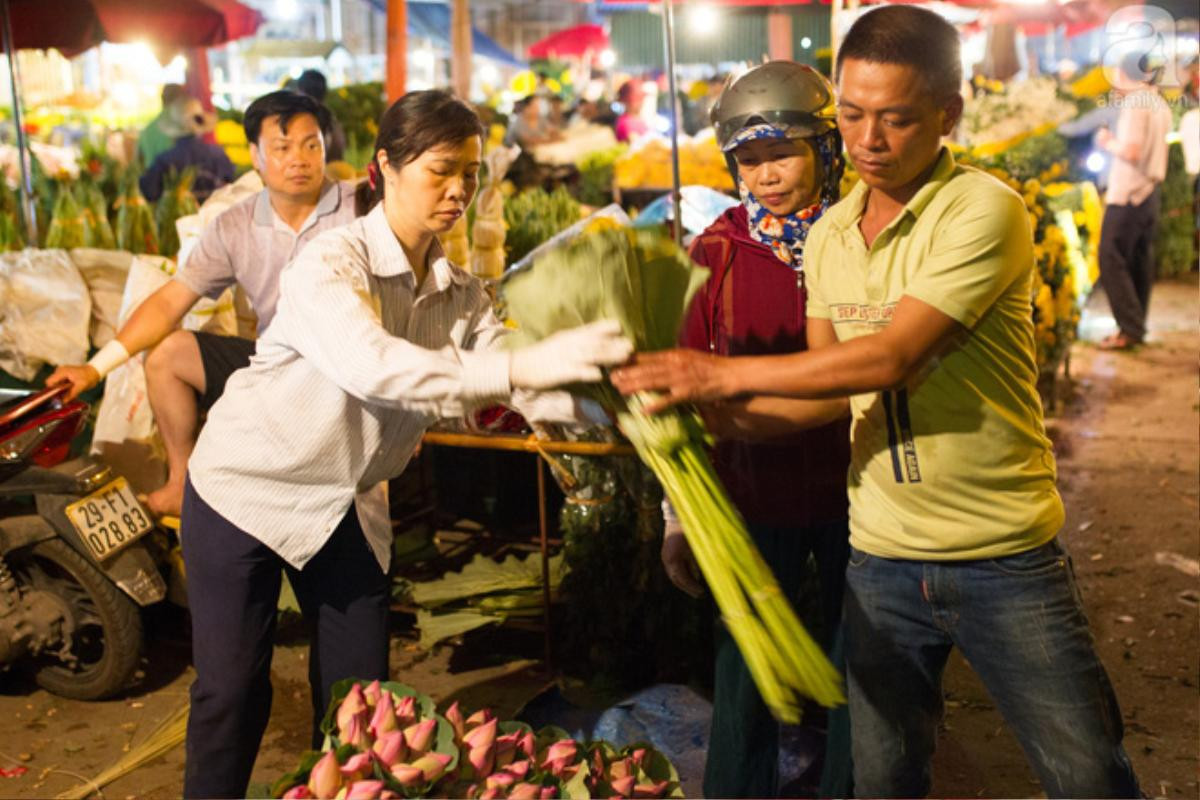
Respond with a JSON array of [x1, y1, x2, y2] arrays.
[[1099, 189, 1161, 343], [180, 479, 389, 798]]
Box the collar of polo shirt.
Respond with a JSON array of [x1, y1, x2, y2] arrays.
[[828, 147, 958, 234], [252, 179, 342, 230]]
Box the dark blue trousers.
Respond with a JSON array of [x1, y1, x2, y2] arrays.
[[180, 479, 389, 798]]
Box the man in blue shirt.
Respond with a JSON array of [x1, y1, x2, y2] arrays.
[[140, 96, 235, 204]]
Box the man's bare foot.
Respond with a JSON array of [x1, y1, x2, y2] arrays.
[[142, 481, 184, 518]]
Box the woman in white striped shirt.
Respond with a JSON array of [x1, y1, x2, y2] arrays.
[[179, 90, 630, 798]]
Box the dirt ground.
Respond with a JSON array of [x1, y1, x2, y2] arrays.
[[0, 278, 1195, 799]]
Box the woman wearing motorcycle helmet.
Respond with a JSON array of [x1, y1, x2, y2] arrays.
[[662, 61, 853, 798]]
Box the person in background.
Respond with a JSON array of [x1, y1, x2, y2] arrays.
[[504, 93, 562, 149], [139, 96, 235, 204], [178, 89, 631, 797], [138, 83, 188, 167], [48, 91, 354, 517], [612, 7, 1140, 797], [292, 68, 347, 163], [614, 79, 649, 143], [1181, 58, 1200, 246], [1095, 55, 1174, 351], [667, 60, 853, 798]]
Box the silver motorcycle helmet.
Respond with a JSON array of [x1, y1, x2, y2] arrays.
[[710, 61, 837, 152]]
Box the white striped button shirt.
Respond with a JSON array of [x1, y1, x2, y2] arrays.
[[187, 203, 576, 572]]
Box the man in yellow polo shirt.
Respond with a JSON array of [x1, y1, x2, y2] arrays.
[[612, 7, 1139, 797]]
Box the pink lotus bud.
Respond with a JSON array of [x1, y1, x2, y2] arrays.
[[630, 749, 647, 768], [545, 757, 573, 777], [610, 775, 635, 798], [363, 680, 382, 708], [485, 772, 516, 790], [467, 743, 495, 778], [445, 701, 465, 741], [389, 764, 425, 788], [402, 718, 437, 754], [282, 786, 313, 799], [465, 708, 495, 728], [337, 684, 368, 736], [517, 732, 537, 759], [306, 751, 343, 799], [394, 695, 417, 726], [539, 788, 557, 800], [542, 739, 577, 766], [494, 731, 521, 768], [368, 691, 399, 737], [507, 783, 541, 800], [342, 713, 372, 751], [506, 759, 531, 780], [409, 752, 453, 783], [344, 780, 386, 800], [591, 748, 606, 777], [372, 730, 407, 767], [631, 781, 670, 798], [339, 752, 374, 782], [462, 718, 497, 751]]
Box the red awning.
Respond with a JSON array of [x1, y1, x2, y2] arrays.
[[2, 0, 264, 56], [527, 23, 611, 60]]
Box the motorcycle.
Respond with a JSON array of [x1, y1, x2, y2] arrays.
[[0, 383, 166, 700]]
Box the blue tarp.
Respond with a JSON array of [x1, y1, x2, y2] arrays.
[[363, 1, 525, 68]]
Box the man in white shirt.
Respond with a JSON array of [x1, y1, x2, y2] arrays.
[[47, 90, 354, 515], [1095, 58, 1173, 350]]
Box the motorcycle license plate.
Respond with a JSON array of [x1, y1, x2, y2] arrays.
[[65, 478, 154, 562]]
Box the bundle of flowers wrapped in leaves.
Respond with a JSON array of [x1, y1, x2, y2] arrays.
[[271, 679, 682, 799], [500, 227, 843, 721]]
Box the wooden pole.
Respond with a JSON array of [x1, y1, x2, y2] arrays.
[[767, 10, 793, 62], [450, 0, 472, 99], [386, 0, 407, 102]]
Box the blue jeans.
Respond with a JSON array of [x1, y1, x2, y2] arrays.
[[843, 538, 1139, 799]]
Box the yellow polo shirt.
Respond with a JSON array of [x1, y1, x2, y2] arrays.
[[805, 149, 1064, 560]]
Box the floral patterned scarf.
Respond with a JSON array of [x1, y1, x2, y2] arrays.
[[731, 124, 843, 274]]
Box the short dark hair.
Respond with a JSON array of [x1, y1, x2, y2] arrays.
[[243, 89, 332, 147], [161, 83, 187, 107], [357, 90, 484, 215], [836, 6, 962, 103], [295, 69, 329, 102]]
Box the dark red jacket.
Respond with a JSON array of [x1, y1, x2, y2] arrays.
[[682, 205, 850, 528]]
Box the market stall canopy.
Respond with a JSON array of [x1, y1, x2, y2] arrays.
[[583, 1, 833, 8], [527, 24, 611, 60], [859, 0, 1111, 34], [362, 0, 525, 67], [0, 0, 263, 57]]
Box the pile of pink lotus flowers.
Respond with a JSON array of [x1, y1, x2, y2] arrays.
[[271, 680, 682, 799]]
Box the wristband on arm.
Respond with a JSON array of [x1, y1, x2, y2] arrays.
[[86, 340, 131, 379]]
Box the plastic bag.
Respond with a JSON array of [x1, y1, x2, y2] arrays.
[[0, 248, 91, 381], [91, 255, 236, 448], [69, 248, 133, 349]]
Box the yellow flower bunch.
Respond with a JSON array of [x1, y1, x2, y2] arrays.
[[614, 136, 734, 191]]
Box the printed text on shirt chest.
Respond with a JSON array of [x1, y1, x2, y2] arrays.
[[830, 302, 898, 328]]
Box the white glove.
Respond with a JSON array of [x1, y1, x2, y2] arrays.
[[509, 319, 633, 391]]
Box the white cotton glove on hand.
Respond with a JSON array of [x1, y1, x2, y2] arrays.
[[509, 319, 633, 391]]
